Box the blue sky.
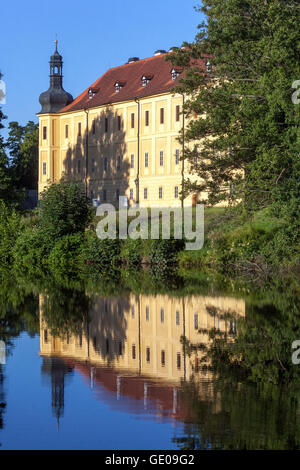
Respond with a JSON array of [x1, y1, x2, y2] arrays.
[[0, 0, 205, 139]]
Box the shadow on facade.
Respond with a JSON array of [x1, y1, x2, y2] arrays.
[[64, 107, 130, 206]]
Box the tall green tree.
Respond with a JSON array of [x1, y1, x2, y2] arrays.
[[168, 0, 300, 211], [0, 72, 12, 203]]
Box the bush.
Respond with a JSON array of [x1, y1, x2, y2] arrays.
[[0, 202, 20, 267], [48, 233, 84, 278], [39, 179, 91, 245], [120, 238, 143, 266], [13, 226, 49, 276], [82, 233, 121, 266], [149, 238, 185, 266]]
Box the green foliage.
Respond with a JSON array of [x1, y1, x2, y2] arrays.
[[48, 233, 84, 279], [38, 179, 91, 245], [120, 238, 143, 266], [149, 238, 185, 266], [12, 225, 49, 277], [82, 232, 121, 266], [0, 202, 20, 267]]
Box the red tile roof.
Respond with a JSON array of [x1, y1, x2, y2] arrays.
[[59, 53, 207, 113]]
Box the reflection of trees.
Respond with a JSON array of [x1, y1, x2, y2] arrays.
[[64, 107, 130, 204]]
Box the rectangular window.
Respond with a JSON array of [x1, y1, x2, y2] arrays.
[[174, 186, 179, 198], [177, 353, 181, 370], [159, 187, 163, 199], [161, 350, 165, 367], [194, 313, 199, 330], [160, 151, 164, 166], [146, 347, 150, 363], [175, 149, 180, 165], [117, 155, 121, 170], [176, 310, 180, 326], [160, 307, 164, 323], [130, 189, 133, 200], [103, 189, 107, 201], [42, 162, 47, 175], [117, 115, 121, 131], [43, 126, 47, 140], [65, 124, 68, 138], [145, 152, 149, 168], [78, 122, 81, 136], [92, 119, 95, 135], [104, 157, 107, 172], [160, 108, 164, 124], [132, 344, 136, 360], [176, 105, 180, 122], [105, 117, 108, 133], [146, 306, 149, 322], [130, 154, 134, 169], [144, 187, 148, 200], [131, 113, 135, 129], [77, 160, 81, 174], [145, 110, 149, 126]]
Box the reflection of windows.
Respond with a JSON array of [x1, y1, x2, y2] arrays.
[[93, 336, 97, 349], [177, 353, 181, 370], [77, 160, 81, 174], [91, 158, 95, 173], [44, 330, 48, 343], [161, 350, 165, 366], [116, 189, 119, 201], [132, 344, 136, 359], [146, 347, 150, 363], [146, 306, 149, 321], [229, 320, 237, 335], [105, 117, 108, 133], [106, 339, 109, 354], [130, 189, 133, 200], [160, 307, 164, 323], [174, 186, 179, 198], [130, 154, 134, 169], [103, 189, 107, 201], [194, 313, 198, 330], [117, 155, 121, 170], [159, 187, 163, 199], [176, 310, 180, 326], [118, 342, 122, 355], [104, 157, 108, 172], [131, 305, 135, 319], [144, 188, 148, 200]]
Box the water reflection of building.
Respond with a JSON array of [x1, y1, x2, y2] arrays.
[[40, 293, 245, 422]]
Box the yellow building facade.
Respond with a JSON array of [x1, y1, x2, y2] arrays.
[[38, 46, 206, 207]]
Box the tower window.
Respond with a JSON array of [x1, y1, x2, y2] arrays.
[[42, 126, 47, 140], [176, 105, 180, 122], [105, 117, 108, 133], [65, 124, 68, 138], [194, 313, 199, 330], [174, 186, 179, 198], [146, 347, 150, 363], [131, 305, 135, 319], [78, 122, 81, 136], [145, 152, 149, 168], [77, 160, 81, 174], [92, 119, 96, 135], [130, 154, 134, 169], [145, 110, 149, 126], [117, 115, 121, 131], [160, 108, 164, 124], [144, 187, 148, 200], [146, 306, 149, 321], [42, 162, 47, 176], [176, 310, 180, 326], [160, 151, 164, 166], [175, 149, 180, 165], [131, 113, 135, 129], [159, 187, 163, 199], [160, 307, 164, 323], [161, 350, 166, 367]]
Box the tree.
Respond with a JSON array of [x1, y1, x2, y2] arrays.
[[168, 0, 300, 211], [0, 72, 12, 204]]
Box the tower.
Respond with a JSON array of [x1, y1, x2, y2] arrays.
[[38, 41, 73, 195], [39, 40, 73, 114]]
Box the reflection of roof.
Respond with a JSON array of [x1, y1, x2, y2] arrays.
[[60, 356, 190, 422], [60, 53, 207, 113]]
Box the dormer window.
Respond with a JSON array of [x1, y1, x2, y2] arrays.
[[88, 87, 99, 99], [205, 60, 212, 73], [115, 81, 126, 93], [141, 75, 153, 87], [171, 68, 181, 81]]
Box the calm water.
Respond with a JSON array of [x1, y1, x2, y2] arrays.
[[1, 273, 300, 450]]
